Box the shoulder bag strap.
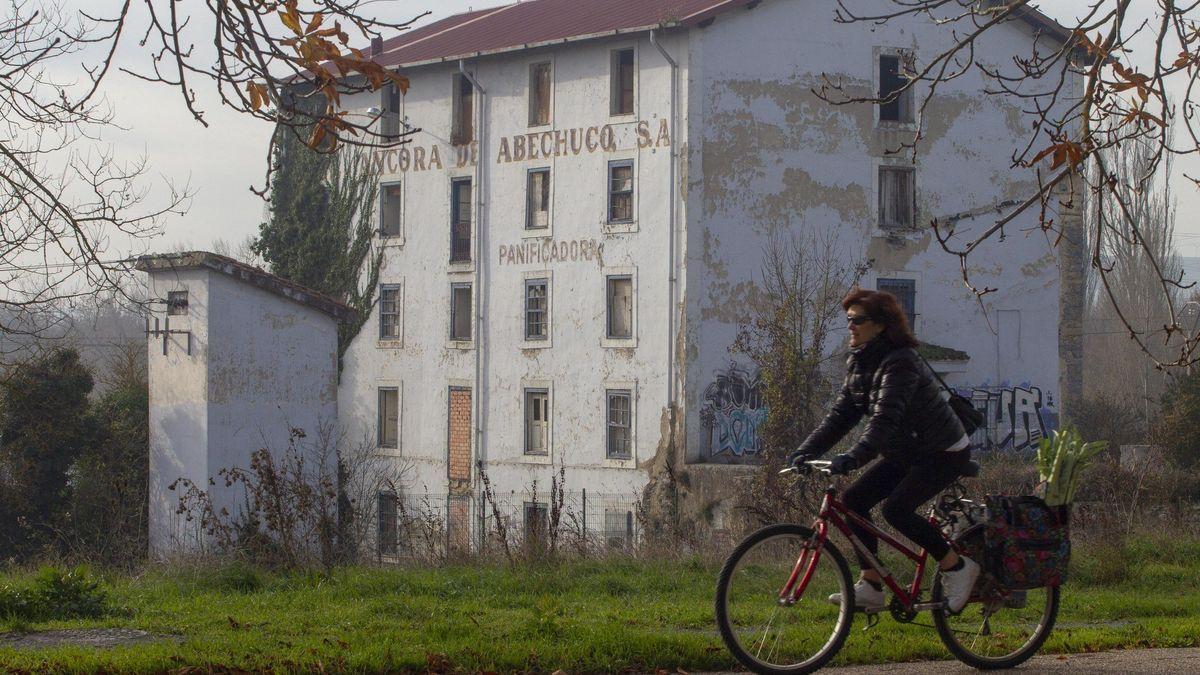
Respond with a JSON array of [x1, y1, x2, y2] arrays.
[[914, 348, 956, 395]]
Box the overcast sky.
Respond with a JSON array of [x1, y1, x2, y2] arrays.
[[65, 0, 1200, 261]]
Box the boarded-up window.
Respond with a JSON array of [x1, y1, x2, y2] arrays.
[[380, 182, 402, 237], [524, 389, 549, 455], [529, 61, 552, 126], [452, 73, 474, 145], [604, 508, 634, 549], [450, 283, 472, 341], [381, 83, 402, 141], [606, 275, 633, 339], [879, 166, 915, 230], [447, 388, 472, 482], [450, 178, 472, 262], [378, 387, 399, 448], [877, 278, 916, 330], [526, 169, 550, 229], [606, 390, 632, 459], [524, 502, 549, 542], [525, 279, 548, 340], [608, 161, 633, 223], [878, 54, 913, 123], [379, 285, 401, 339], [167, 290, 188, 316], [378, 492, 398, 555], [610, 49, 635, 115]]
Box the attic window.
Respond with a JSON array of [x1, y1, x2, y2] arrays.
[[167, 290, 188, 316]]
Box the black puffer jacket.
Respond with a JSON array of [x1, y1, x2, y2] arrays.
[[797, 337, 967, 465]]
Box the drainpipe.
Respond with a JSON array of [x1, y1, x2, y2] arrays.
[[459, 59, 488, 514], [650, 29, 679, 408]]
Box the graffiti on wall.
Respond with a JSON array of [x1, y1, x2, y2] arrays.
[[963, 384, 1059, 453], [700, 363, 767, 458]]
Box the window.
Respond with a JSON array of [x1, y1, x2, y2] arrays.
[[381, 82, 402, 141], [450, 178, 472, 262], [380, 182, 402, 237], [451, 73, 474, 145], [379, 285, 401, 340], [378, 492, 398, 556], [450, 283, 472, 341], [610, 49, 635, 115], [167, 290, 188, 316], [524, 502, 549, 542], [524, 389, 549, 455], [606, 275, 633, 339], [526, 169, 550, 230], [378, 387, 399, 448], [606, 389, 632, 459], [525, 279, 548, 341], [528, 61, 552, 126], [878, 53, 913, 123], [877, 278, 917, 329], [879, 166, 915, 230], [608, 161, 633, 223], [604, 508, 634, 549]]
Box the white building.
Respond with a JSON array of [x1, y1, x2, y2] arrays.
[[331, 0, 1083, 549]]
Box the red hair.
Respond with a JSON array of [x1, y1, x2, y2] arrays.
[[841, 288, 919, 348]]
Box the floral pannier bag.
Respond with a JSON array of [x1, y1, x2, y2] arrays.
[[983, 495, 1070, 590]]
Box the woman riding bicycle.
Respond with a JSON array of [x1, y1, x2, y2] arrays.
[[787, 288, 979, 613]]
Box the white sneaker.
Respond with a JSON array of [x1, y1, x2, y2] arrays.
[[940, 556, 981, 613], [828, 579, 885, 610]]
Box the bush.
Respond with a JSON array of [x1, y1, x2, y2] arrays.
[[0, 566, 109, 621], [1154, 369, 1200, 469]]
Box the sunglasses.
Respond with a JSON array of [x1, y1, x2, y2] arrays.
[[847, 315, 871, 326]]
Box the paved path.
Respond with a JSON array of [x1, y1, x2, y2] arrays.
[[699, 648, 1200, 673]]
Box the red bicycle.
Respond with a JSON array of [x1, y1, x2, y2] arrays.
[[715, 459, 1059, 674]]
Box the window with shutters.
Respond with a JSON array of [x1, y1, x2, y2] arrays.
[[606, 389, 632, 459], [528, 61, 552, 126], [380, 182, 402, 238], [377, 492, 398, 556], [524, 388, 550, 456], [378, 387, 399, 449], [610, 49, 635, 116], [451, 73, 473, 145], [607, 161, 633, 223], [381, 82, 402, 141], [878, 53, 914, 124], [450, 283, 472, 342], [879, 166, 915, 231], [526, 168, 550, 230], [877, 278, 917, 330], [379, 284, 401, 341], [450, 178, 472, 262], [525, 279, 548, 341], [606, 275, 633, 340]]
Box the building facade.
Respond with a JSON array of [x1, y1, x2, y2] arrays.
[[332, 0, 1082, 549]]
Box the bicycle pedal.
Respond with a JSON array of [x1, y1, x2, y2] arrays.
[[862, 613, 881, 630]]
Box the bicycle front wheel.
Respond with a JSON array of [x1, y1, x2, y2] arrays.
[[715, 523, 853, 675], [932, 524, 1060, 669]]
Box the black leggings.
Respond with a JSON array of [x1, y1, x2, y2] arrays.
[[841, 452, 967, 569]]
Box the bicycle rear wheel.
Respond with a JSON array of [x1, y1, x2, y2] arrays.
[[932, 524, 1060, 669], [715, 524, 853, 675]]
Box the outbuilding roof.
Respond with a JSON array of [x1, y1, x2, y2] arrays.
[[135, 251, 359, 324], [372, 0, 1073, 69]]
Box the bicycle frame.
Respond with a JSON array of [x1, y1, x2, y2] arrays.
[[780, 485, 948, 611]]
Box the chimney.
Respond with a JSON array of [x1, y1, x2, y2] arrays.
[[371, 36, 383, 57]]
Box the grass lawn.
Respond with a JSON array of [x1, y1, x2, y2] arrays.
[[1, 535, 1198, 673]]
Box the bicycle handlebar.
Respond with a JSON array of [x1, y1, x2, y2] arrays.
[[778, 459, 834, 476]]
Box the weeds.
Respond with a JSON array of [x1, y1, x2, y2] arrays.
[[0, 566, 109, 622]]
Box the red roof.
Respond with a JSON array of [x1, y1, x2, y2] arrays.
[[373, 0, 1072, 70]]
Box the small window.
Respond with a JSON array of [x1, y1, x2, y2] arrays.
[[525, 279, 548, 341], [526, 169, 550, 230], [608, 161, 633, 223], [450, 178, 472, 262], [606, 275, 633, 339], [379, 285, 401, 340], [380, 183, 402, 237], [381, 82, 402, 141], [529, 61, 552, 126], [524, 502, 549, 542], [604, 508, 634, 549], [879, 166, 915, 230], [452, 73, 474, 145], [167, 290, 188, 316], [610, 49, 635, 115], [878, 53, 913, 123], [877, 278, 917, 330], [524, 389, 549, 455], [606, 389, 632, 459], [378, 387, 399, 448], [378, 492, 398, 556], [450, 283, 472, 341]]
